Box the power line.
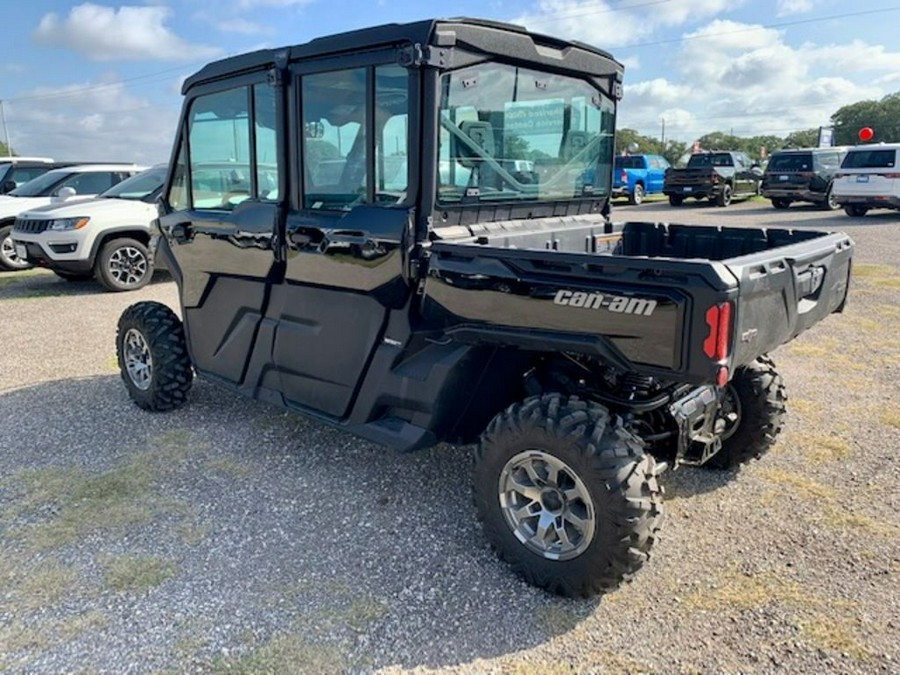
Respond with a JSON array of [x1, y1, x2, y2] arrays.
[[524, 0, 673, 25]]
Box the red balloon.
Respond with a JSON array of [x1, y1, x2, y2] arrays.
[[859, 127, 874, 141]]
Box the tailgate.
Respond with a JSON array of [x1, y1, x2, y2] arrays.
[[727, 231, 853, 366]]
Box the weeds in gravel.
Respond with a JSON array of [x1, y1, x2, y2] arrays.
[[205, 456, 256, 478], [879, 404, 900, 429], [532, 603, 592, 636], [852, 264, 898, 278], [799, 615, 870, 662], [0, 269, 50, 289], [758, 468, 835, 499], [212, 635, 347, 674], [101, 554, 178, 592]]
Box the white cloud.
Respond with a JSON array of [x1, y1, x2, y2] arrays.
[[33, 4, 222, 62], [215, 18, 270, 35], [513, 0, 742, 48], [776, 0, 814, 17], [620, 18, 898, 142], [236, 0, 314, 7], [3, 79, 178, 164]]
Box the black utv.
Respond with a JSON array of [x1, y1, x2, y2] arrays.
[[116, 18, 853, 597]]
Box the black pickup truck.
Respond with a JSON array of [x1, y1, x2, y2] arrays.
[[116, 18, 853, 597], [664, 151, 763, 206]]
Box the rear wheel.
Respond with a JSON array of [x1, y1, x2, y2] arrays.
[[96, 237, 153, 292], [771, 198, 791, 209], [116, 301, 193, 411], [668, 195, 683, 206], [474, 393, 664, 597], [706, 356, 786, 469], [823, 186, 839, 210], [715, 184, 733, 207], [844, 204, 868, 217], [629, 183, 645, 205], [0, 225, 33, 271]]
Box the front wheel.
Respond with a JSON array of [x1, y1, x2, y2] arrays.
[[668, 195, 683, 206], [116, 301, 193, 411], [715, 184, 733, 207], [629, 183, 645, 205], [706, 356, 786, 469], [0, 225, 33, 271], [96, 237, 153, 292], [474, 394, 664, 597], [823, 186, 839, 210], [844, 204, 868, 217]]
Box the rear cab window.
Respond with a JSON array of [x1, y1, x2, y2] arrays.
[[841, 149, 898, 169]]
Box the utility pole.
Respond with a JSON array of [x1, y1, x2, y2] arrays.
[[660, 117, 666, 145], [0, 100, 10, 155]]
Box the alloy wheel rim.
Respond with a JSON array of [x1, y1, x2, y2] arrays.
[[1, 236, 29, 269], [108, 247, 148, 287], [498, 450, 596, 561], [123, 328, 153, 391], [718, 385, 743, 441]]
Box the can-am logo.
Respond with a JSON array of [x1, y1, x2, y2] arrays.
[[553, 290, 657, 316]]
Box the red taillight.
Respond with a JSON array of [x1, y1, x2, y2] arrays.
[[882, 173, 900, 178], [710, 171, 719, 184], [620, 170, 628, 183], [703, 301, 732, 361], [835, 173, 845, 178]]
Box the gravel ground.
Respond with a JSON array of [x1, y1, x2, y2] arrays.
[[0, 199, 898, 674]]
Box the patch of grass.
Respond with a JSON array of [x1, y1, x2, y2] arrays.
[[879, 404, 900, 429], [803, 436, 852, 462], [0, 268, 50, 289], [101, 554, 177, 592], [56, 611, 108, 641], [852, 264, 898, 278], [149, 429, 209, 463], [871, 277, 900, 289], [204, 457, 255, 478], [343, 596, 388, 632], [800, 615, 870, 662], [176, 519, 210, 546], [212, 635, 347, 675], [532, 604, 586, 636], [12, 560, 79, 611], [684, 570, 809, 611], [788, 398, 820, 418], [821, 507, 899, 538], [758, 468, 835, 499], [104, 354, 119, 372]]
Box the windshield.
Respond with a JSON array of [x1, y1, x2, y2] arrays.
[[0, 164, 10, 184], [9, 170, 68, 197], [615, 156, 644, 169], [438, 63, 615, 204], [101, 167, 166, 200]]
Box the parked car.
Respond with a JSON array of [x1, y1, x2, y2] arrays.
[[612, 153, 669, 204], [11, 166, 166, 290], [0, 164, 146, 270], [115, 18, 852, 598], [663, 151, 762, 206], [761, 147, 849, 210], [832, 143, 900, 216], [0, 157, 73, 194]]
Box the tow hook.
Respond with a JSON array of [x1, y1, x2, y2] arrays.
[[669, 385, 724, 466]]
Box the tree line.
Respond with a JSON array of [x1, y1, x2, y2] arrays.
[[617, 91, 900, 165]]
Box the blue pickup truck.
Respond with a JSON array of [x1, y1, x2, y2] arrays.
[[612, 154, 670, 204]]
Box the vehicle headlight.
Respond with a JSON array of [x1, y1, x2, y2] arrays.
[[47, 217, 90, 231]]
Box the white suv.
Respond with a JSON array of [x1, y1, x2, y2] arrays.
[[832, 143, 900, 216], [0, 164, 146, 270], [11, 166, 165, 291]]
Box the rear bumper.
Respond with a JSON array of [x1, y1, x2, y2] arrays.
[[836, 195, 900, 208], [761, 188, 825, 202], [663, 185, 717, 198]]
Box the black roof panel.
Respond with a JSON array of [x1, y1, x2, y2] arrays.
[[182, 17, 620, 93]]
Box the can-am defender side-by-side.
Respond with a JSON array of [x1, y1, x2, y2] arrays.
[[116, 19, 853, 597]]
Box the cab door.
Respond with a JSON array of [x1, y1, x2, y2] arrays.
[[264, 62, 415, 419], [158, 78, 284, 386]]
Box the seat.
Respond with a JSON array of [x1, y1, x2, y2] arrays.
[[560, 130, 592, 161], [453, 121, 495, 168]]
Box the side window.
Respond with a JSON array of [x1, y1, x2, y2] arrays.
[[168, 142, 188, 211], [254, 84, 279, 201], [188, 87, 251, 210], [302, 68, 367, 210], [375, 65, 410, 201], [60, 171, 117, 195]]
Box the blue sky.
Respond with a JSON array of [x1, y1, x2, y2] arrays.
[[2, 0, 900, 163]]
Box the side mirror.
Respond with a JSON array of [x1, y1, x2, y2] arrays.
[[1, 179, 16, 194], [53, 186, 77, 202]]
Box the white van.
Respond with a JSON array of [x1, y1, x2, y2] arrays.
[[832, 143, 900, 216]]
